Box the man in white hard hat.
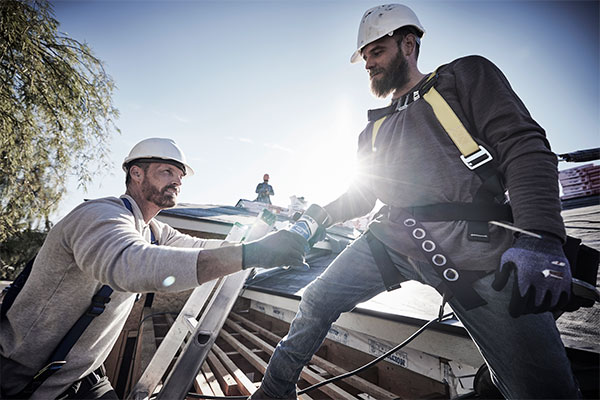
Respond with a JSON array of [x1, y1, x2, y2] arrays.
[[0, 138, 308, 399], [251, 4, 580, 399]]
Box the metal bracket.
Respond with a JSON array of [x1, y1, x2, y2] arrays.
[[460, 145, 493, 170]]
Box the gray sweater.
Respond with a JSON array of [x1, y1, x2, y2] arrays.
[[0, 195, 221, 398]]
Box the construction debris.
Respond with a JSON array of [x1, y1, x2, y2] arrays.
[[559, 164, 600, 208]]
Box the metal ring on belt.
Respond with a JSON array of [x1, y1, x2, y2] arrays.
[[395, 207, 488, 310]]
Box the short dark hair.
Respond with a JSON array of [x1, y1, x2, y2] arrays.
[[125, 158, 186, 186], [125, 161, 151, 186], [393, 26, 421, 59]]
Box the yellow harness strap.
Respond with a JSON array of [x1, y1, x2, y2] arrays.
[[422, 72, 479, 157], [370, 70, 492, 171], [371, 116, 387, 151], [422, 71, 493, 170]]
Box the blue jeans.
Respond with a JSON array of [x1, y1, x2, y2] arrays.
[[261, 234, 580, 399]]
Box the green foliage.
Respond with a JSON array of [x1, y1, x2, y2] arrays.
[[0, 229, 47, 280], [0, 0, 119, 242]]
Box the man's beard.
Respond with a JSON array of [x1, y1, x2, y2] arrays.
[[370, 51, 409, 98], [142, 178, 178, 208]]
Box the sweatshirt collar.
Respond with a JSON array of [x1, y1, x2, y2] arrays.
[[120, 194, 149, 228]]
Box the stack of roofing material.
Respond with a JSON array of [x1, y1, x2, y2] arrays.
[[559, 164, 600, 209]]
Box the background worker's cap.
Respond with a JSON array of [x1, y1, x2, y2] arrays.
[[122, 137, 194, 176], [350, 4, 425, 64]]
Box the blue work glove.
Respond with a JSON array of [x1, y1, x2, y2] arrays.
[[492, 234, 571, 318], [242, 230, 309, 270]]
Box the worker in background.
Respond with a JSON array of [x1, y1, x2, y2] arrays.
[[0, 138, 308, 399], [251, 4, 579, 399], [255, 173, 275, 204]]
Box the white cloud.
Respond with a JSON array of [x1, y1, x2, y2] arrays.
[[172, 113, 190, 123], [264, 142, 294, 153], [225, 136, 254, 144]]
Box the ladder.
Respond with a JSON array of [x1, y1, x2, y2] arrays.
[[127, 210, 276, 400]]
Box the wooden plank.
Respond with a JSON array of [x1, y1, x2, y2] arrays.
[[105, 330, 127, 384], [229, 314, 398, 400], [308, 364, 329, 376], [193, 369, 214, 395], [230, 312, 281, 343], [220, 330, 268, 372], [164, 312, 176, 325], [225, 318, 355, 399], [219, 330, 313, 400], [212, 343, 256, 396], [201, 363, 224, 396], [207, 350, 238, 395], [116, 330, 140, 398], [131, 306, 158, 389]]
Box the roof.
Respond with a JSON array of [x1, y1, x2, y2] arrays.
[[556, 204, 600, 353], [159, 200, 600, 353]]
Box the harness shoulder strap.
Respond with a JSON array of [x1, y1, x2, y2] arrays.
[[421, 69, 507, 242], [422, 71, 495, 172], [423, 81, 479, 157], [1, 257, 35, 320], [371, 116, 387, 151], [122, 197, 157, 244]]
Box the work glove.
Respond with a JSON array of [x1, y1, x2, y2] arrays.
[[308, 225, 327, 247], [242, 230, 309, 270], [492, 233, 571, 318]]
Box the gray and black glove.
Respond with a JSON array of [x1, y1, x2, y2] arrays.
[[492, 233, 571, 318], [242, 230, 309, 270]]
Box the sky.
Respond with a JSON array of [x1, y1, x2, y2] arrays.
[[50, 0, 599, 221]]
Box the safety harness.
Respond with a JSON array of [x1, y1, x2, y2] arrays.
[[1, 198, 154, 398], [370, 71, 512, 240], [365, 69, 599, 312], [365, 69, 512, 310]]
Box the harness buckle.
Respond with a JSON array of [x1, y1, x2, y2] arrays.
[[86, 295, 111, 316], [460, 145, 493, 170]]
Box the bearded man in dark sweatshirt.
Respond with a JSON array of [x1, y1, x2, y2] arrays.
[[251, 4, 579, 399]]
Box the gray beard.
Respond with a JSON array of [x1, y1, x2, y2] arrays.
[[370, 52, 410, 98]]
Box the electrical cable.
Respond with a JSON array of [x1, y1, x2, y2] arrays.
[[297, 311, 455, 395], [182, 312, 455, 399]]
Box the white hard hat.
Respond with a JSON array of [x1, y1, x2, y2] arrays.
[[350, 4, 425, 64], [122, 137, 194, 176]]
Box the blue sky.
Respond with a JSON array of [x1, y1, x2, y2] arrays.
[[51, 0, 599, 221]]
